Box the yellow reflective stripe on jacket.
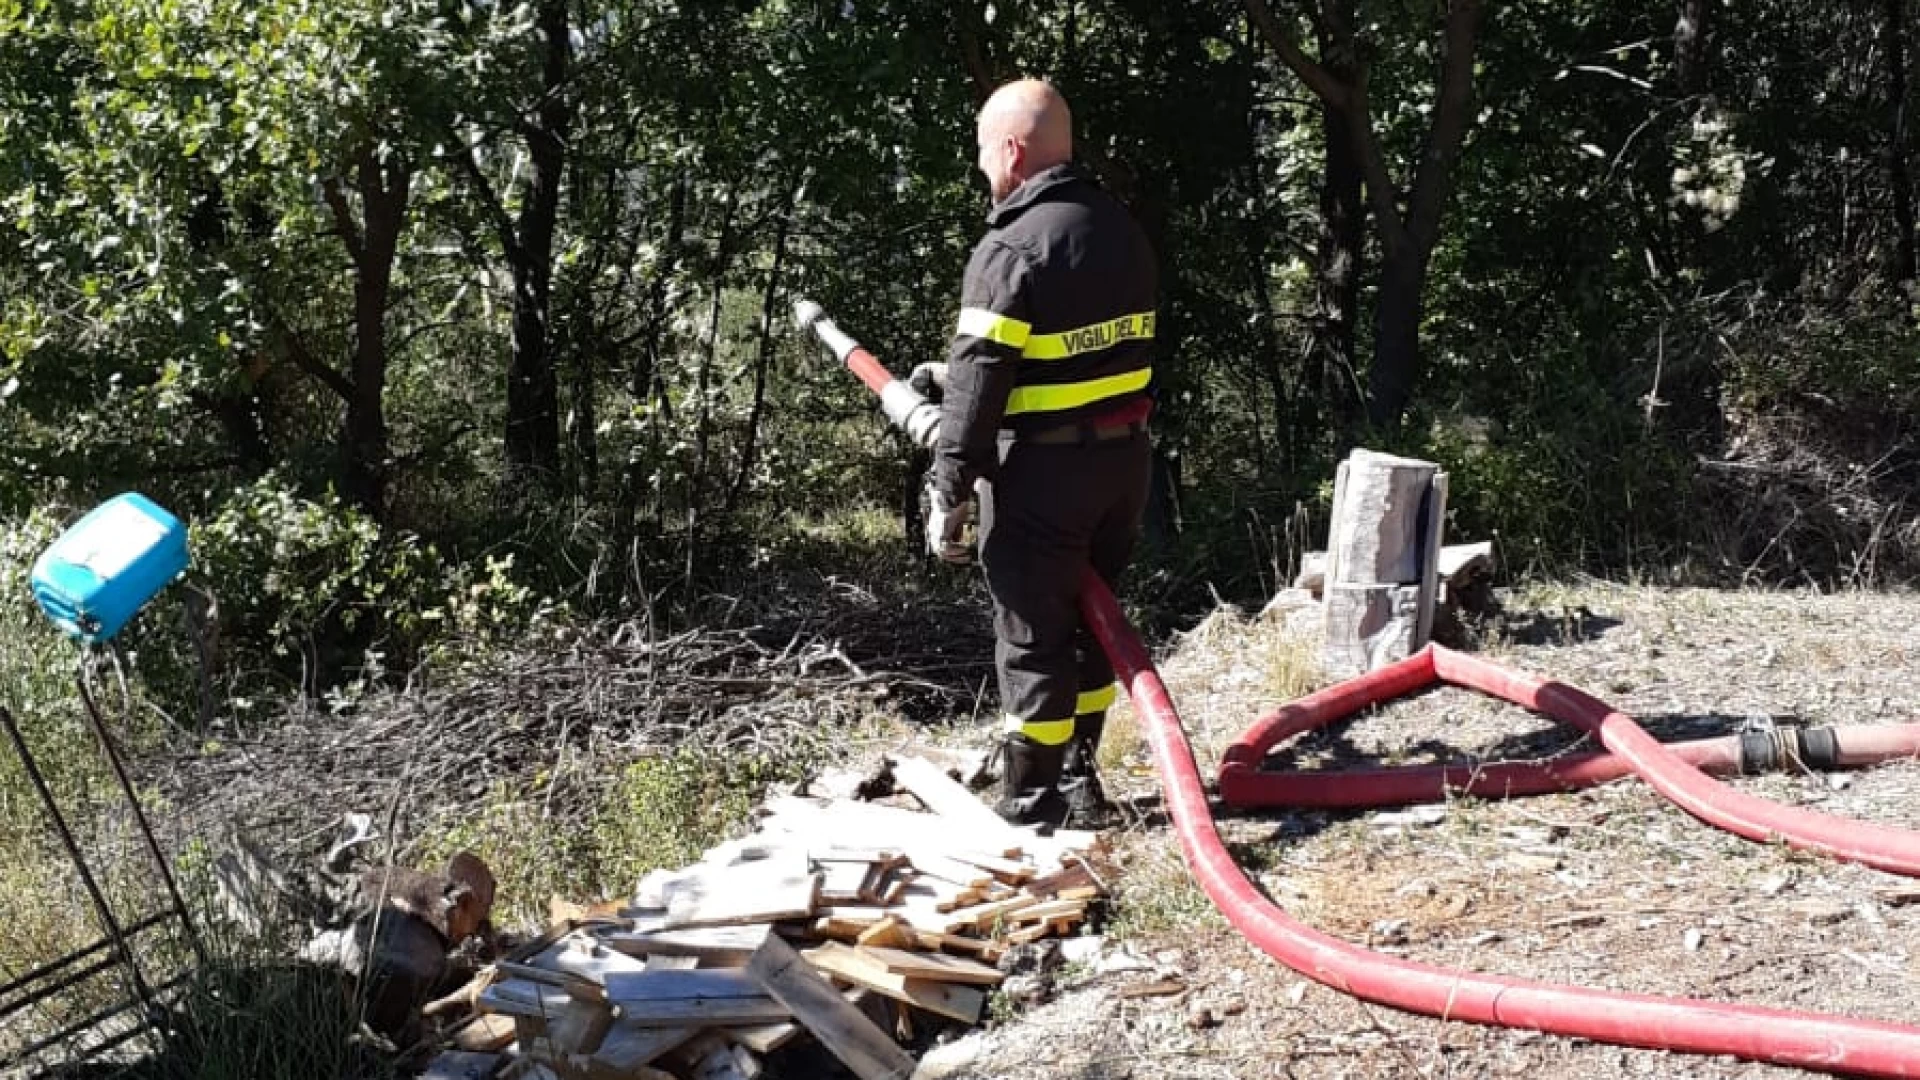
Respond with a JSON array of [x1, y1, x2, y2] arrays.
[[1022, 312, 1156, 361], [957, 307, 1032, 348], [1003, 713, 1075, 746], [1006, 366, 1152, 416], [1076, 684, 1116, 715]]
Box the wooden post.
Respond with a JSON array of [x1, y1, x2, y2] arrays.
[[1321, 449, 1447, 677]]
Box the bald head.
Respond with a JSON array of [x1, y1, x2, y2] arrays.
[[975, 79, 1073, 202]]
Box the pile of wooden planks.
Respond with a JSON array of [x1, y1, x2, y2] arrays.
[[424, 756, 1107, 1080]]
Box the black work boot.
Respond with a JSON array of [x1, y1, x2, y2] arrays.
[[1060, 711, 1117, 822], [995, 735, 1069, 828]]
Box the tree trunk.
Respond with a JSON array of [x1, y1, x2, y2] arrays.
[[1674, 0, 1712, 97], [504, 0, 572, 487], [727, 187, 796, 513], [1246, 0, 1480, 430], [1369, 249, 1426, 429], [613, 170, 689, 597], [1886, 0, 1917, 283], [1315, 95, 1365, 446], [338, 148, 411, 521], [683, 191, 736, 591], [193, 388, 273, 476]]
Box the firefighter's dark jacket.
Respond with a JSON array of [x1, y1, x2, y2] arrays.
[[933, 164, 1158, 504]]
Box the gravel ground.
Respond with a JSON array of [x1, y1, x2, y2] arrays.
[[925, 583, 1920, 1080]]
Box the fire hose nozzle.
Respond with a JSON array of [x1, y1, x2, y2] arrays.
[[791, 297, 941, 448], [792, 299, 826, 332], [792, 298, 858, 362]]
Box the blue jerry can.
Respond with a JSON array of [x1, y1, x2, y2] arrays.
[[30, 493, 190, 644]]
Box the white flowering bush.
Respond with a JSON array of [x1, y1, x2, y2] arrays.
[[1670, 108, 1762, 232]]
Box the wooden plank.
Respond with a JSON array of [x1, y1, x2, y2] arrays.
[[852, 944, 1005, 985], [661, 860, 820, 930], [547, 895, 627, 927], [942, 850, 1033, 883], [1004, 898, 1089, 925], [941, 894, 1040, 933], [421, 1051, 505, 1080], [1022, 828, 1102, 867], [908, 853, 994, 890], [898, 746, 993, 787], [760, 796, 1025, 859], [932, 932, 1004, 964], [496, 961, 607, 1003], [479, 979, 573, 1019], [606, 996, 793, 1028], [813, 847, 909, 867], [1415, 471, 1449, 652], [816, 901, 952, 938], [1021, 862, 1094, 898], [889, 755, 1021, 839], [581, 1024, 697, 1077], [452, 1013, 518, 1052], [603, 969, 777, 1001], [633, 867, 682, 909], [526, 938, 650, 984], [800, 942, 986, 1024], [645, 953, 701, 971], [605, 925, 770, 965], [819, 860, 874, 903], [1004, 922, 1054, 945], [548, 998, 616, 1055], [728, 988, 869, 1054], [681, 1033, 754, 1080], [747, 933, 917, 1080], [935, 888, 986, 914], [854, 916, 918, 950], [602, 969, 792, 1027], [700, 835, 809, 869], [877, 871, 910, 905]]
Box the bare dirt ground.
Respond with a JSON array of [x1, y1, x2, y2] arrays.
[[931, 583, 1920, 1080]]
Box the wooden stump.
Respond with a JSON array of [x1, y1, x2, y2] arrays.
[[1321, 450, 1448, 677]]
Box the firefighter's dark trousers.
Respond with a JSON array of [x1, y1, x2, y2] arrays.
[[980, 427, 1151, 822]]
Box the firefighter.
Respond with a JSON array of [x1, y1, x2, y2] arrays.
[[925, 79, 1157, 826]]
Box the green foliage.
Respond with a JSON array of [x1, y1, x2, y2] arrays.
[[419, 775, 612, 925], [189, 476, 549, 699], [594, 747, 813, 892], [412, 746, 814, 927], [1409, 389, 1692, 576]]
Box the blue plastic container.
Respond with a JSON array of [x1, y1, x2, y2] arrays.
[[30, 493, 190, 644]]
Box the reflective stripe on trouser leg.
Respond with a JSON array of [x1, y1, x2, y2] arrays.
[[1075, 684, 1116, 715], [1003, 712, 1075, 747]]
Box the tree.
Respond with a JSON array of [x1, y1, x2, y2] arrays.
[[453, 0, 574, 492], [1244, 0, 1485, 427]]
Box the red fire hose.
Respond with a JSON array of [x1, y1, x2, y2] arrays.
[[1082, 577, 1920, 1077], [1220, 648, 1920, 811], [796, 299, 1920, 1077]]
